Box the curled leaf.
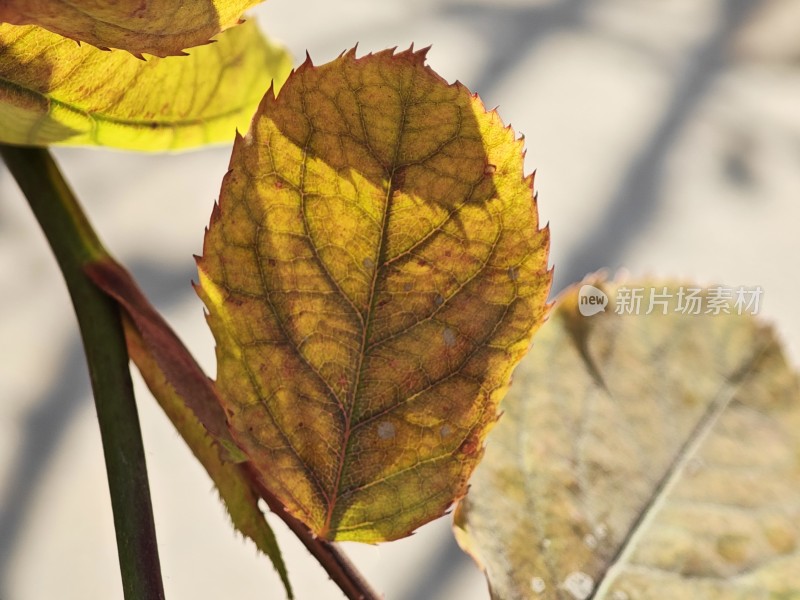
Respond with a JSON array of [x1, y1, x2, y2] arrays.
[[86, 258, 292, 597], [454, 277, 800, 599], [85, 259, 235, 453], [125, 319, 293, 598], [0, 20, 291, 150], [197, 47, 551, 542], [0, 0, 262, 57]]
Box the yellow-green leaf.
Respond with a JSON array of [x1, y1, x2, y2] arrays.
[[0, 20, 291, 150], [454, 278, 800, 599], [196, 47, 552, 542], [0, 0, 262, 57]]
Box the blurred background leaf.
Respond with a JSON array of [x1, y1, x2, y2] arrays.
[[455, 278, 800, 599]]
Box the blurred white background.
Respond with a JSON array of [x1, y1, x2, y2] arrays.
[[1, 0, 799, 598]]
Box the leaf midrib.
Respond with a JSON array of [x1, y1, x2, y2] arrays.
[[0, 75, 260, 132], [322, 75, 415, 535], [588, 334, 773, 599]]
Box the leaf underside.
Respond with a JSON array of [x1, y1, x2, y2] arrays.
[[454, 277, 800, 600], [197, 47, 552, 542], [0, 0, 263, 57], [0, 20, 291, 151]]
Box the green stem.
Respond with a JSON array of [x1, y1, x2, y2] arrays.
[[1, 145, 165, 600]]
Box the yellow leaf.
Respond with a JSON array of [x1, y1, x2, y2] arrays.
[[196, 47, 552, 542], [0, 0, 262, 57], [0, 20, 291, 151], [454, 277, 800, 599]]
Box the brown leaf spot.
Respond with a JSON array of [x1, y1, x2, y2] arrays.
[[458, 434, 481, 458]]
